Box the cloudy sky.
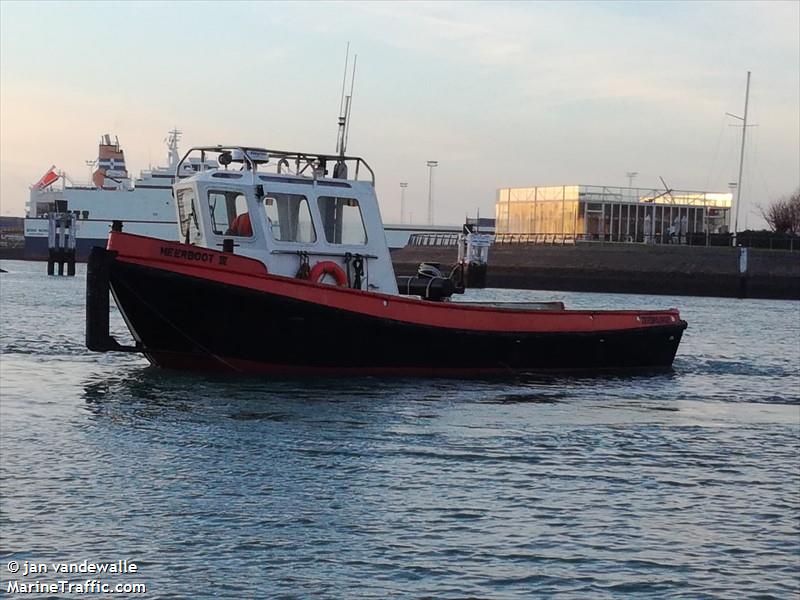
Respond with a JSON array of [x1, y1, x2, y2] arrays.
[[1, 1, 798, 228]]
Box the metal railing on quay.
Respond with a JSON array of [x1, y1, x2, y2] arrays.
[[407, 233, 461, 247], [408, 231, 798, 250]]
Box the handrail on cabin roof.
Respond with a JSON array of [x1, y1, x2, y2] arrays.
[[175, 145, 375, 186]]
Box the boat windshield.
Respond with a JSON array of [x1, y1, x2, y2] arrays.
[[263, 193, 316, 243], [318, 196, 367, 245], [208, 190, 251, 237]]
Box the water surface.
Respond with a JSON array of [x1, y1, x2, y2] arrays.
[[1, 260, 798, 598]]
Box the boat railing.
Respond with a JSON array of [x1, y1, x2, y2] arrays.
[[176, 146, 375, 185]]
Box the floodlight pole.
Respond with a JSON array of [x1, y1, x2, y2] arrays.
[[399, 182, 408, 224], [426, 161, 438, 225]]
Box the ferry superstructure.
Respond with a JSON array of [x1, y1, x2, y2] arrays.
[[24, 131, 208, 260]]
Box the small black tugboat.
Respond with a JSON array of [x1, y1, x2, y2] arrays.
[[86, 146, 687, 375]]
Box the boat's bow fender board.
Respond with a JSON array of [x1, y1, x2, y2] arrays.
[[85, 246, 139, 352]]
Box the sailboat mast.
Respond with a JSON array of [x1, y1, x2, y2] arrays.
[[733, 71, 751, 239]]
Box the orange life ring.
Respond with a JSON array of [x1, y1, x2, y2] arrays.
[[309, 261, 348, 286]]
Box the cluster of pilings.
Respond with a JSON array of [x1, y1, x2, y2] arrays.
[[47, 212, 77, 276]]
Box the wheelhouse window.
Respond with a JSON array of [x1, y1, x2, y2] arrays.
[[317, 196, 367, 245], [208, 190, 251, 237], [263, 193, 316, 243]]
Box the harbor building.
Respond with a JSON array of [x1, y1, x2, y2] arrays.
[[495, 185, 732, 244]]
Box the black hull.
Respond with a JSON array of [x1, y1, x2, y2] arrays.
[[104, 256, 686, 375]]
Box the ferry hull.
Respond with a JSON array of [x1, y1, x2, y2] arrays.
[[88, 236, 687, 376], [25, 234, 107, 261]]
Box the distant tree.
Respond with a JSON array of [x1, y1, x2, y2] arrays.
[[761, 189, 800, 235]]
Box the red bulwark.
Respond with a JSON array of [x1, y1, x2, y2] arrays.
[[107, 231, 683, 334], [107, 231, 268, 277]]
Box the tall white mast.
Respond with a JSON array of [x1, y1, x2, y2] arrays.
[[726, 71, 751, 242]]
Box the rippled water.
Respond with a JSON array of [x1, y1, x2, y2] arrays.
[[1, 259, 798, 598]]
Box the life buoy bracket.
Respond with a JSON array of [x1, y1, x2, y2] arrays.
[[309, 261, 348, 287]]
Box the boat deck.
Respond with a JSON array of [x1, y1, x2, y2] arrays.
[[455, 301, 566, 311]]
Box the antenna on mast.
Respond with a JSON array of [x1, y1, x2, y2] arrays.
[[334, 43, 357, 178], [343, 54, 357, 154]]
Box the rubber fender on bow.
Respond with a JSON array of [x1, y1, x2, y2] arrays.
[[309, 261, 348, 286]]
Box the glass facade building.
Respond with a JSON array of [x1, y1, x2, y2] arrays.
[[495, 185, 732, 243]]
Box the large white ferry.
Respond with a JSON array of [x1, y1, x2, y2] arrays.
[[24, 130, 209, 260]]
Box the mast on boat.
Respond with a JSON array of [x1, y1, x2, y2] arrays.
[[334, 43, 357, 178]]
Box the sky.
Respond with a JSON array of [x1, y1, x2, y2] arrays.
[[1, 1, 798, 229]]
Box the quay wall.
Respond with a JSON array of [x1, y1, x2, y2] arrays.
[[0, 247, 25, 260], [391, 243, 800, 300]]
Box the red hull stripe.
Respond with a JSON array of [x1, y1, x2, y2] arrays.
[[108, 232, 683, 334]]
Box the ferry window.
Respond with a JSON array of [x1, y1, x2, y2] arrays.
[[263, 193, 316, 243], [175, 188, 194, 239], [208, 191, 251, 237], [317, 196, 367, 245], [37, 202, 56, 217]]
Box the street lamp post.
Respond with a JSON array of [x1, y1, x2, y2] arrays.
[[426, 161, 438, 225], [399, 182, 408, 224]]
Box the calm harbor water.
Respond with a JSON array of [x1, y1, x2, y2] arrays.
[[1, 259, 798, 598]]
